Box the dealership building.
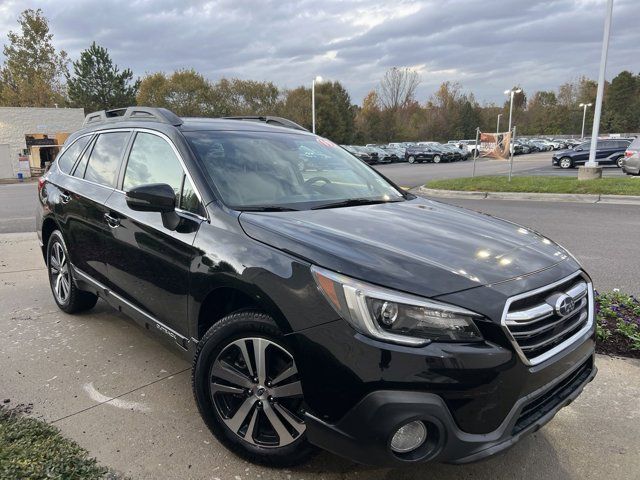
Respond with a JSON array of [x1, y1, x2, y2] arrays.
[[0, 107, 84, 180]]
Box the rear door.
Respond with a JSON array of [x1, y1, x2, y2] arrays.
[[102, 130, 205, 336], [55, 131, 131, 285]]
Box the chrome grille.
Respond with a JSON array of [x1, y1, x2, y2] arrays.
[[502, 272, 593, 366]]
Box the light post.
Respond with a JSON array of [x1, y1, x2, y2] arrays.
[[579, 103, 592, 140], [312, 76, 323, 134], [496, 113, 502, 136], [503, 88, 522, 136], [585, 0, 614, 172]]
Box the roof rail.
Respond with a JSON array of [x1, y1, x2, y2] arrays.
[[222, 116, 308, 132], [83, 106, 183, 127]]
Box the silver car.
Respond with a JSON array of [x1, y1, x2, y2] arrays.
[[622, 137, 640, 175]]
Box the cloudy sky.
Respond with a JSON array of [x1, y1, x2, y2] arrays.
[[0, 0, 638, 105]]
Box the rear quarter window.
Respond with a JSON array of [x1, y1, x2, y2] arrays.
[[56, 136, 91, 174], [626, 138, 639, 150]]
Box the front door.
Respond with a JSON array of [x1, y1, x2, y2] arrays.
[[102, 131, 205, 336]]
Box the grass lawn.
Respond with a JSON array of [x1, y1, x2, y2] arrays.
[[425, 175, 640, 195], [0, 404, 121, 480]]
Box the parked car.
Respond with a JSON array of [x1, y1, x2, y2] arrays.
[[407, 144, 455, 163], [37, 106, 596, 468], [622, 136, 640, 176], [363, 146, 393, 164], [381, 145, 407, 162], [342, 145, 375, 164], [458, 139, 480, 157], [439, 144, 463, 161], [552, 139, 631, 169]]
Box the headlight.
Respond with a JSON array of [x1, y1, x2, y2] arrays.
[[312, 266, 483, 346]]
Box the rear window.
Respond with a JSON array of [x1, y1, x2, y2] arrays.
[[57, 136, 91, 174], [629, 137, 640, 150]]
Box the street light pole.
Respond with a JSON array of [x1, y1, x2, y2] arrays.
[[496, 113, 502, 136], [586, 0, 614, 168], [504, 88, 522, 135], [312, 76, 323, 134], [579, 103, 592, 140]]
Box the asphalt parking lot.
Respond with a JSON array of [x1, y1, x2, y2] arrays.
[[374, 151, 626, 188]]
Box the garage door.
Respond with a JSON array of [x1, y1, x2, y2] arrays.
[[0, 144, 13, 179]]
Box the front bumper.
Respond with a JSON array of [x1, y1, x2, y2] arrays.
[[305, 353, 596, 466]]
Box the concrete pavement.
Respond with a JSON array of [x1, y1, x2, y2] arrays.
[[1, 232, 640, 480]]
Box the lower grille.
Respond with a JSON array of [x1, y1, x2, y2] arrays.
[[502, 272, 593, 365], [512, 357, 593, 435]]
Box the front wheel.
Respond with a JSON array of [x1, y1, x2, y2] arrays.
[[192, 311, 315, 466], [559, 157, 573, 169], [433, 155, 441, 164], [408, 155, 415, 164], [47, 230, 98, 313], [616, 156, 624, 168]]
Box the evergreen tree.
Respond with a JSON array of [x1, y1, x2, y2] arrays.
[[67, 42, 140, 112]]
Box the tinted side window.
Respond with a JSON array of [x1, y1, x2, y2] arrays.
[[57, 136, 91, 174], [84, 132, 129, 187], [123, 133, 183, 194], [180, 175, 205, 216], [72, 137, 95, 178]]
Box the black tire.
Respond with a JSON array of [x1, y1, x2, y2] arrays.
[[47, 230, 98, 314], [558, 157, 573, 169], [192, 310, 315, 467]]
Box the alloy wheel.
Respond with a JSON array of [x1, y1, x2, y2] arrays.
[[616, 157, 624, 168], [210, 337, 305, 448], [408, 156, 415, 164], [49, 241, 71, 304], [559, 157, 572, 169], [433, 155, 441, 163]]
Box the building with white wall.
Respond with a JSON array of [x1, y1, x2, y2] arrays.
[[0, 107, 84, 179]]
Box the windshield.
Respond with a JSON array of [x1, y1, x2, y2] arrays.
[[184, 130, 405, 210]]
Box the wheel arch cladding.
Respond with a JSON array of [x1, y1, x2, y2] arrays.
[[41, 217, 60, 259], [197, 285, 291, 339]]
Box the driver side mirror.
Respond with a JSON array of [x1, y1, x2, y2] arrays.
[[126, 183, 181, 230]]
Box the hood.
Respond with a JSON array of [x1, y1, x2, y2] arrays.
[[238, 197, 574, 298]]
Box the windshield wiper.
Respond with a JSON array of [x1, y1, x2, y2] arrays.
[[239, 206, 300, 212], [311, 198, 403, 210]]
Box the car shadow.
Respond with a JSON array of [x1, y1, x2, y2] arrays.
[[294, 430, 570, 479]]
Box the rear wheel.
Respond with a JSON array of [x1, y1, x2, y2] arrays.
[[559, 157, 573, 169], [408, 156, 415, 164], [192, 311, 315, 466], [433, 155, 441, 164], [47, 230, 98, 313], [616, 156, 624, 168]]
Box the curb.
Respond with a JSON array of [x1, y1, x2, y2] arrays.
[[415, 187, 640, 205]]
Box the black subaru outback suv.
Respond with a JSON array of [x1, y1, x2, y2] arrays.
[[37, 107, 596, 467]]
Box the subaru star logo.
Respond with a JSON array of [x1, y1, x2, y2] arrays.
[[555, 294, 576, 316]]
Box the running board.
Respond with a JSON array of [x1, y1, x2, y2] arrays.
[[72, 266, 190, 351]]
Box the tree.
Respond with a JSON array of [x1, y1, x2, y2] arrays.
[[278, 86, 312, 130], [315, 81, 355, 143], [603, 71, 639, 132], [0, 9, 68, 107], [67, 42, 140, 112], [378, 67, 420, 110], [137, 70, 214, 116]]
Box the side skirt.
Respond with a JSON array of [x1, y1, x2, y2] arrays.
[[72, 265, 192, 354]]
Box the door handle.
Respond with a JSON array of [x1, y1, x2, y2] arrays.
[[104, 213, 121, 228], [60, 191, 71, 204]]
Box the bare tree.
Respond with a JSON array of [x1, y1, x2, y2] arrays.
[[377, 67, 420, 110]]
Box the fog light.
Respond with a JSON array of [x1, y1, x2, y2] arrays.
[[390, 421, 427, 453]]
